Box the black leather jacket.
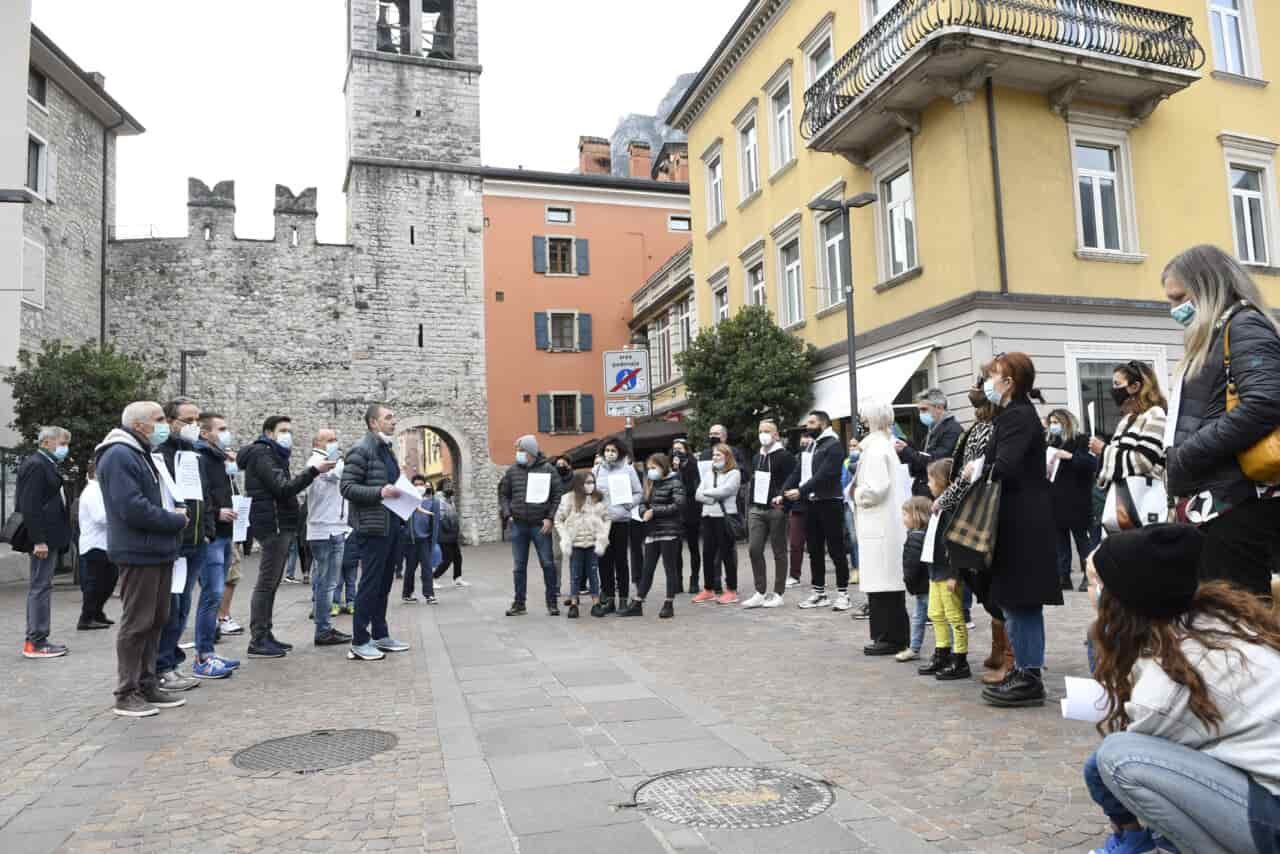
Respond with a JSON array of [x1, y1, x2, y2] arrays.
[[641, 474, 686, 538]]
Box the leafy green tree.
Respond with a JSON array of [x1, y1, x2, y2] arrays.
[[675, 305, 817, 452], [6, 341, 164, 483]]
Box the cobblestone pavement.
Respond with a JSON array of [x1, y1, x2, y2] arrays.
[[0, 542, 1106, 853]]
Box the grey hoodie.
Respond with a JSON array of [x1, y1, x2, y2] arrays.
[[592, 458, 643, 523]]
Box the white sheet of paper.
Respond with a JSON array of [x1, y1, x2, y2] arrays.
[[170, 557, 187, 594], [232, 495, 252, 543], [1061, 676, 1109, 723], [753, 470, 771, 505], [800, 452, 813, 485], [1046, 447, 1061, 482], [175, 451, 203, 502], [921, 513, 941, 563], [151, 453, 182, 507], [608, 471, 632, 506], [630, 506, 642, 522], [382, 474, 422, 521], [1088, 402, 1098, 439], [968, 458, 985, 483], [896, 463, 912, 506], [525, 471, 551, 505], [1163, 374, 1183, 449], [697, 460, 712, 483]]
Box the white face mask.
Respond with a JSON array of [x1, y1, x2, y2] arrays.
[[378, 432, 394, 445], [584, 483, 595, 494], [217, 430, 233, 449], [759, 432, 774, 447], [179, 423, 200, 443]]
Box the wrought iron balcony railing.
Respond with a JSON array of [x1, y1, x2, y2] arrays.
[[801, 0, 1205, 140]]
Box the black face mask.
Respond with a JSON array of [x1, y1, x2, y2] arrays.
[[706, 436, 719, 445], [423, 491, 433, 499], [806, 428, 822, 440], [1111, 386, 1132, 407]]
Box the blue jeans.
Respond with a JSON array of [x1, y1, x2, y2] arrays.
[[309, 534, 344, 633], [569, 547, 600, 600], [352, 528, 399, 647], [158, 543, 205, 674], [843, 505, 859, 569], [511, 521, 558, 605], [195, 538, 230, 656], [1089, 732, 1257, 854], [335, 536, 359, 606], [285, 538, 299, 579], [1003, 604, 1045, 670], [908, 593, 929, 652]]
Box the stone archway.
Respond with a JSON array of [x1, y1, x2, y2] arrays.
[[394, 413, 501, 545]]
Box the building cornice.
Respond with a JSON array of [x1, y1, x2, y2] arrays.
[[29, 25, 144, 134]]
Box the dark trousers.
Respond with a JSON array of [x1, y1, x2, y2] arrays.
[[868, 590, 909, 649], [79, 548, 118, 623], [353, 528, 400, 646], [434, 541, 463, 579], [250, 531, 292, 643], [747, 505, 788, 595], [677, 517, 701, 589], [806, 500, 849, 591], [961, 568, 1005, 622], [1198, 498, 1280, 598], [701, 516, 738, 592], [402, 539, 435, 598], [1056, 527, 1090, 582], [599, 521, 634, 601], [158, 543, 203, 673], [788, 511, 806, 580], [638, 538, 681, 601], [115, 563, 172, 699]]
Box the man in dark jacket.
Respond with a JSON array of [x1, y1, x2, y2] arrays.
[[498, 434, 564, 616], [897, 389, 963, 498], [16, 425, 72, 659], [431, 477, 466, 586], [237, 415, 331, 658], [95, 401, 190, 717], [780, 410, 852, 611], [190, 412, 240, 677], [340, 404, 410, 661]]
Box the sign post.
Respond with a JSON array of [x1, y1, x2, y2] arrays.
[[604, 347, 650, 455]]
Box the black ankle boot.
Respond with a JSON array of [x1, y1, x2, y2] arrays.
[[620, 599, 643, 617], [659, 600, 674, 619], [936, 652, 971, 681], [982, 668, 1046, 707], [567, 604, 579, 619], [589, 602, 606, 618], [918, 648, 950, 676], [598, 598, 616, 616]]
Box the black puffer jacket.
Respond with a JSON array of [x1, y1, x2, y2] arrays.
[[1168, 303, 1280, 511], [341, 432, 397, 536], [674, 455, 702, 524], [238, 438, 319, 536], [899, 415, 963, 497], [499, 453, 564, 524], [642, 473, 686, 538]]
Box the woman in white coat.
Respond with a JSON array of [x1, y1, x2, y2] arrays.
[[849, 399, 910, 656]]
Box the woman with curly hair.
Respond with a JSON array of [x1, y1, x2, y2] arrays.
[[1083, 524, 1280, 854]]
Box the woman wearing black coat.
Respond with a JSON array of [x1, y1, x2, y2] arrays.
[[1045, 409, 1094, 591], [1163, 245, 1280, 597], [978, 352, 1062, 708]]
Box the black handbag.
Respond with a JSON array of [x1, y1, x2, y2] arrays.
[[1, 511, 31, 553], [717, 499, 746, 540]]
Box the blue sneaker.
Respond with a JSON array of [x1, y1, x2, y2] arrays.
[[1090, 829, 1156, 854], [373, 636, 410, 653], [213, 654, 240, 670], [347, 642, 385, 661], [192, 656, 232, 680]]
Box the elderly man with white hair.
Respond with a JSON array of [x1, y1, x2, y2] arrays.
[[95, 401, 191, 717], [15, 424, 72, 659], [850, 398, 910, 656]]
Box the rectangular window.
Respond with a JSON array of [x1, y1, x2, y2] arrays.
[[680, 296, 695, 349], [713, 287, 729, 324], [552, 394, 579, 432], [668, 214, 691, 232], [771, 82, 794, 169], [1210, 0, 1247, 75], [547, 237, 574, 274], [883, 169, 917, 275], [22, 237, 45, 309], [546, 206, 573, 224], [820, 215, 844, 307], [707, 155, 725, 228], [747, 263, 767, 306], [1230, 165, 1269, 264], [28, 67, 46, 106], [25, 134, 45, 195], [739, 118, 760, 199], [808, 38, 834, 83], [780, 239, 803, 326], [422, 0, 455, 60], [653, 316, 672, 386], [549, 312, 576, 350], [1075, 143, 1122, 252]]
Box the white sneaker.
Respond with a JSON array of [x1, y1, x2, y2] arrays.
[[785, 577, 800, 589], [895, 648, 920, 662], [762, 593, 784, 608], [741, 592, 766, 609], [454, 579, 471, 588], [798, 592, 830, 609], [219, 617, 244, 635], [831, 592, 852, 611], [178, 641, 195, 650]]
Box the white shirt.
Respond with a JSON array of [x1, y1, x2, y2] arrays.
[[78, 479, 109, 553]]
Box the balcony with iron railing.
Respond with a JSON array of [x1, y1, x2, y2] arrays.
[[801, 0, 1205, 158]]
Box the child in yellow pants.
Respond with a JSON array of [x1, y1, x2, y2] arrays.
[[917, 459, 970, 680]]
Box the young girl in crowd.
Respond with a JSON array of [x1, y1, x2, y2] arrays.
[[1084, 524, 1280, 854], [625, 454, 685, 619], [897, 496, 932, 663], [554, 470, 610, 619], [917, 459, 969, 680]]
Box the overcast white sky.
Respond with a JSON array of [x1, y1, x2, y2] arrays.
[[30, 1, 741, 243]]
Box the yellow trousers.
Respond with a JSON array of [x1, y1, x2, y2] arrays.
[[927, 580, 968, 654]]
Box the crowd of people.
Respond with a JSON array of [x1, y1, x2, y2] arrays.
[[10, 244, 1280, 853]]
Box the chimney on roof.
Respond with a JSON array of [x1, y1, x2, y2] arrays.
[[87, 71, 106, 88], [578, 136, 611, 176], [627, 141, 652, 180], [653, 143, 689, 183]]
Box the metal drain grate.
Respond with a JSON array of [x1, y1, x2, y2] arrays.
[[633, 766, 834, 829], [232, 729, 398, 773]]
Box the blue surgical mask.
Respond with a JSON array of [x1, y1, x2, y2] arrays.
[[919, 412, 935, 428], [326, 442, 340, 460], [149, 423, 170, 447], [516, 450, 529, 465], [647, 468, 661, 481], [1048, 423, 1063, 436], [712, 460, 725, 471], [52, 445, 69, 462], [276, 432, 293, 450], [983, 379, 1004, 406], [225, 461, 239, 477], [1170, 300, 1196, 327]]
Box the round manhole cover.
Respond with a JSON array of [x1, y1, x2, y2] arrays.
[[633, 766, 835, 829], [232, 729, 398, 773]]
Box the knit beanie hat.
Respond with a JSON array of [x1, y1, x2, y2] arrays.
[[1091, 524, 1205, 619], [517, 434, 539, 456]]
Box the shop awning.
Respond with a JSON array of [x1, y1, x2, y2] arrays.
[[810, 344, 935, 421]]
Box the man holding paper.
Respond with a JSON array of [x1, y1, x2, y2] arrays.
[[190, 412, 242, 679], [744, 419, 794, 609], [499, 435, 564, 616], [239, 415, 333, 659], [340, 404, 412, 661], [306, 429, 352, 646]]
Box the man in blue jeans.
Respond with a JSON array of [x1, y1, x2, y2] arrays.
[[306, 428, 352, 646], [334, 538, 359, 613], [190, 412, 242, 679], [498, 435, 564, 617], [340, 404, 411, 661]]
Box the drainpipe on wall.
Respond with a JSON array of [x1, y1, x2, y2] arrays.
[[985, 77, 1009, 296], [100, 118, 124, 349]]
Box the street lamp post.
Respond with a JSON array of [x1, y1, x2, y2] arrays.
[[807, 192, 877, 427], [624, 331, 648, 455]]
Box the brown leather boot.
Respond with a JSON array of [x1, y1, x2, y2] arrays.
[[983, 620, 1007, 670], [982, 621, 1014, 685]]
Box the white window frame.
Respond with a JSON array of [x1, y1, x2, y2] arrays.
[[771, 211, 804, 328], [651, 314, 672, 387], [734, 101, 761, 203], [862, 0, 895, 32], [545, 235, 576, 276], [1067, 121, 1142, 262], [548, 391, 583, 434], [545, 205, 574, 225], [1219, 133, 1280, 268], [817, 213, 845, 309], [1207, 0, 1264, 81], [703, 140, 725, 231], [677, 294, 696, 358], [27, 67, 48, 113], [867, 137, 920, 282], [1063, 342, 1170, 427], [21, 237, 45, 309], [800, 13, 836, 87], [739, 237, 766, 307], [668, 214, 692, 232], [25, 129, 47, 199], [764, 62, 796, 176], [709, 266, 730, 326], [547, 310, 580, 352]]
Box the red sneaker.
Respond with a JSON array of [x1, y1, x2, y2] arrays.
[[717, 590, 739, 605], [691, 590, 717, 604]]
